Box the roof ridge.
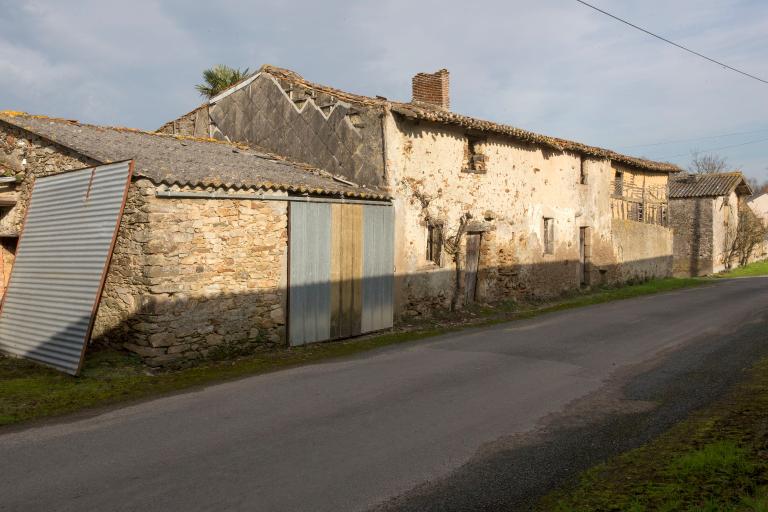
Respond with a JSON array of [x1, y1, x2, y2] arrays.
[[253, 67, 680, 173]]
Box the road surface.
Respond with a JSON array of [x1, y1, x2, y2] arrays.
[[2, 277, 767, 511]]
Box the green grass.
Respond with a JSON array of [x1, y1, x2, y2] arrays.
[[719, 260, 768, 278], [0, 276, 709, 428], [537, 356, 768, 512]]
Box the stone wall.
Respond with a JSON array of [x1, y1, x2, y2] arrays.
[[383, 112, 674, 317], [385, 114, 618, 316], [0, 121, 98, 234], [669, 197, 714, 277], [0, 124, 290, 365], [0, 122, 99, 298], [157, 105, 210, 138], [110, 184, 289, 365], [610, 219, 673, 281]]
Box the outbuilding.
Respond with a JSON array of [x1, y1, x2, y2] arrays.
[[668, 171, 753, 276], [0, 112, 393, 372]]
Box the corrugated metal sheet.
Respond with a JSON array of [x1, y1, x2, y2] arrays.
[[362, 205, 394, 332], [288, 201, 394, 346], [0, 161, 132, 375], [288, 202, 331, 346]]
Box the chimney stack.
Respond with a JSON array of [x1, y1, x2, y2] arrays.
[[411, 69, 450, 110]]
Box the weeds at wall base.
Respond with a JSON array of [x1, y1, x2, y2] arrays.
[[0, 275, 720, 428]]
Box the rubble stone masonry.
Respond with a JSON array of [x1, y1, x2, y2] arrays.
[[1, 124, 289, 365], [97, 183, 289, 366]]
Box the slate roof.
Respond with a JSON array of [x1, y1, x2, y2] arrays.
[[208, 65, 680, 174], [669, 172, 752, 199], [0, 112, 389, 199]]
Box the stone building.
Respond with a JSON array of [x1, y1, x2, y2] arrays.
[[749, 192, 768, 226], [161, 65, 680, 317], [668, 172, 752, 276], [0, 112, 391, 367]]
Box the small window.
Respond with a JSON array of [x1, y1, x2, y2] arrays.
[[543, 218, 555, 255], [463, 135, 487, 174], [613, 171, 623, 196], [426, 222, 443, 265], [579, 158, 588, 185]]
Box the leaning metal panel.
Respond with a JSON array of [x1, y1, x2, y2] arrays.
[[0, 161, 133, 375]]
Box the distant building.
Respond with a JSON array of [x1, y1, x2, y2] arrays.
[[749, 192, 768, 226], [668, 172, 752, 276]]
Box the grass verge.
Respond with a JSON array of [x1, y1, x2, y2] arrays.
[[718, 260, 768, 278], [0, 277, 707, 428], [537, 355, 768, 512]]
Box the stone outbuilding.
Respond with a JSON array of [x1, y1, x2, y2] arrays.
[[668, 171, 752, 276], [162, 65, 681, 317], [0, 112, 392, 367]]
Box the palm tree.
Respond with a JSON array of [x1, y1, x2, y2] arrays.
[[195, 65, 251, 99]]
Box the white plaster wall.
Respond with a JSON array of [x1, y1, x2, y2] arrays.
[[384, 113, 622, 315]]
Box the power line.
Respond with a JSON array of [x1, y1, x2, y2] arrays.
[[618, 128, 768, 149], [656, 136, 768, 159], [575, 0, 768, 86]]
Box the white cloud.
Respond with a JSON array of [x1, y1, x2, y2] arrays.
[[0, 0, 765, 178]]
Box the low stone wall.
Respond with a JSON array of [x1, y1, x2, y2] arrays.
[[611, 219, 673, 281]]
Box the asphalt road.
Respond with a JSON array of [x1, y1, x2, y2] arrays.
[[2, 278, 767, 512]]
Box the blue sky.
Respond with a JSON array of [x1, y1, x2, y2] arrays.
[[1, 0, 766, 179]]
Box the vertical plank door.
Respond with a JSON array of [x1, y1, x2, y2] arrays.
[[464, 233, 482, 303]]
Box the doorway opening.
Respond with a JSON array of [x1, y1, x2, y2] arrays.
[[579, 227, 591, 286]]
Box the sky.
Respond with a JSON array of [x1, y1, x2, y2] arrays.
[[1, 0, 767, 180]]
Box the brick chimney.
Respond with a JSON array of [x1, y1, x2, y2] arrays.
[[411, 69, 450, 110]]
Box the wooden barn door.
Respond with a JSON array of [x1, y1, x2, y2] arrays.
[[464, 233, 482, 303]]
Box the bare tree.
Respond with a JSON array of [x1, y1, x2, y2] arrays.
[[689, 152, 728, 174], [725, 204, 768, 268]]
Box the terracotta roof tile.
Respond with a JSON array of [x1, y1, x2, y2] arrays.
[[259, 65, 681, 174]]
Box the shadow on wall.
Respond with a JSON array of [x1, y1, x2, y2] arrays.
[[690, 199, 702, 277], [84, 256, 673, 368]]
